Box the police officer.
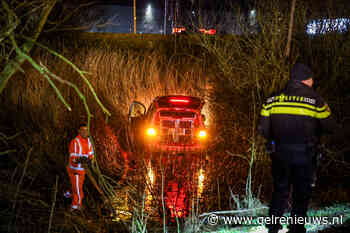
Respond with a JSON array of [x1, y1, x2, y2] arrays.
[[258, 63, 338, 233]]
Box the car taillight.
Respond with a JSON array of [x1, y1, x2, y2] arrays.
[[146, 127, 157, 136], [169, 98, 190, 104], [198, 130, 207, 139]]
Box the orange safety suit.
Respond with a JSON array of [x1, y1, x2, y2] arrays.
[[67, 135, 94, 210]]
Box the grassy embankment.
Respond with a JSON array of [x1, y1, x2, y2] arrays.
[[1, 2, 350, 232]]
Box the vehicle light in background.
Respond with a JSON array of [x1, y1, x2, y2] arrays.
[[146, 127, 156, 136], [172, 27, 186, 34], [199, 28, 217, 35], [198, 130, 207, 139], [169, 98, 190, 104]]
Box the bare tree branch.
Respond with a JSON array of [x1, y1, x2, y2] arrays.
[[0, 0, 57, 94], [21, 36, 111, 117]]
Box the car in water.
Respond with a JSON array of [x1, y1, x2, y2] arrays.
[[127, 95, 208, 222], [128, 95, 208, 154]]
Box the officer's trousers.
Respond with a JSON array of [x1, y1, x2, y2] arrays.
[[268, 145, 313, 232], [67, 166, 86, 209]]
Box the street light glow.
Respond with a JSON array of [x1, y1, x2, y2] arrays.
[[145, 4, 153, 22], [146, 4, 152, 16], [250, 9, 256, 16]]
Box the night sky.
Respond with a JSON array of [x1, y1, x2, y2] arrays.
[[84, 0, 349, 35], [96, 0, 250, 9], [87, 0, 254, 34]]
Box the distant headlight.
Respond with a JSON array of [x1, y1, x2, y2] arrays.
[[146, 127, 157, 136]]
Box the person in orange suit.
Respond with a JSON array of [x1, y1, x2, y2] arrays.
[[67, 123, 94, 211]]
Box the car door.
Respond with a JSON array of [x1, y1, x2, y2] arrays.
[[128, 101, 146, 122], [128, 101, 147, 150]]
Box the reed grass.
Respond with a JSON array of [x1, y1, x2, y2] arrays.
[[1, 1, 350, 232]]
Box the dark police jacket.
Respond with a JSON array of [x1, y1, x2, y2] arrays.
[[258, 80, 337, 146]]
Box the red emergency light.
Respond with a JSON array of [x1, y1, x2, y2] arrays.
[[199, 28, 216, 35], [172, 27, 186, 34], [207, 29, 216, 35]]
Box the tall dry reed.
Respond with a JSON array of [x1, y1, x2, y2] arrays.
[[1, 1, 350, 232]]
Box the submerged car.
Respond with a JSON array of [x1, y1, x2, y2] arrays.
[[127, 95, 208, 221], [128, 95, 208, 153]]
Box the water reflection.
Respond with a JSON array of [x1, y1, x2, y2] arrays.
[[198, 168, 205, 197], [145, 161, 155, 213], [112, 153, 208, 222], [147, 161, 155, 186], [111, 187, 132, 222]]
